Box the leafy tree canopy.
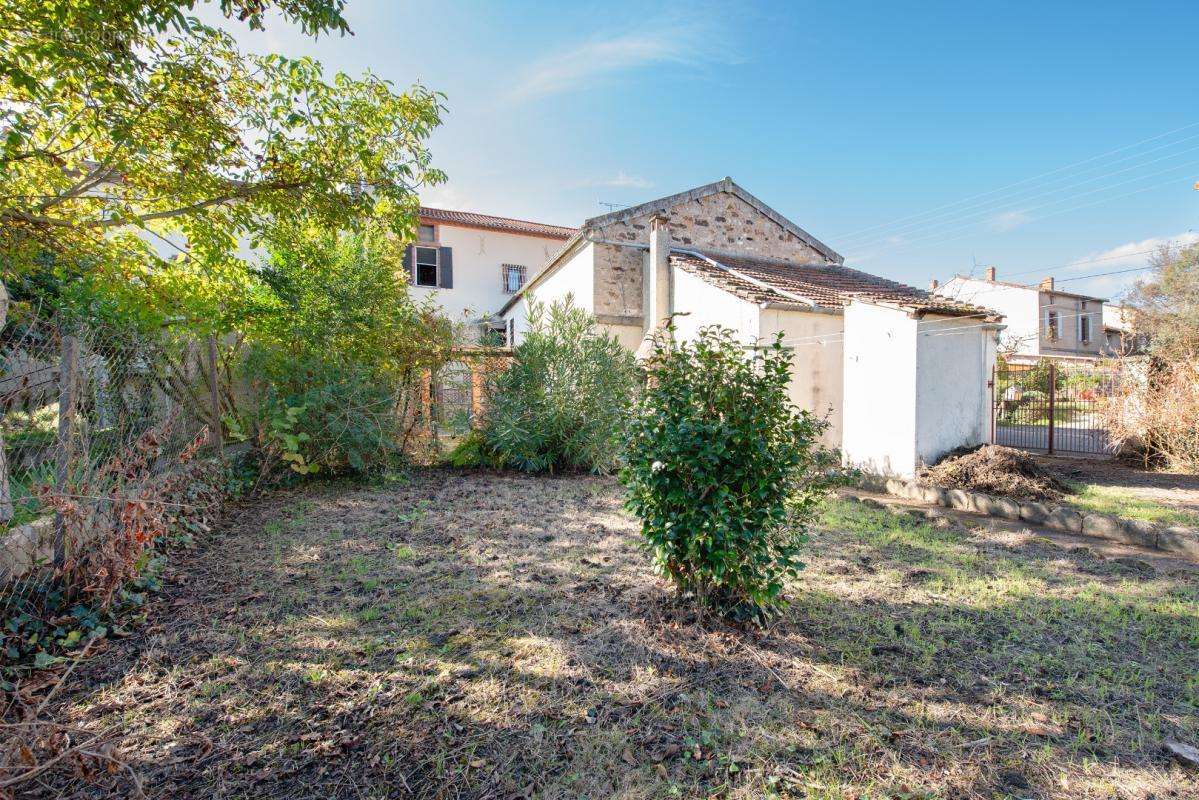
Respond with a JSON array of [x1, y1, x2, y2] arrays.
[[1, 0, 445, 331], [1125, 242, 1199, 360]]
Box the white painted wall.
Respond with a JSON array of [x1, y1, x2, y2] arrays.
[[670, 265, 760, 346], [843, 302, 998, 477], [842, 303, 919, 477], [413, 224, 563, 326], [914, 314, 997, 466], [937, 276, 1040, 357], [759, 308, 844, 448], [507, 241, 594, 345]]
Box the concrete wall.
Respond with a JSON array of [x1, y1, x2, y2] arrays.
[[843, 302, 997, 478], [842, 303, 919, 477], [412, 224, 564, 324], [591, 190, 828, 320], [914, 314, 997, 466], [759, 307, 845, 448]]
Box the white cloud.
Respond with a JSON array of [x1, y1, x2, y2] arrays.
[[1064, 231, 1199, 299], [988, 209, 1033, 232], [504, 12, 735, 104], [1067, 231, 1199, 271], [576, 171, 653, 190]]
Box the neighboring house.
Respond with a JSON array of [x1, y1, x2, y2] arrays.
[[495, 178, 1003, 478], [133, 202, 576, 342], [402, 207, 576, 336], [1101, 304, 1148, 357], [932, 268, 1105, 363]]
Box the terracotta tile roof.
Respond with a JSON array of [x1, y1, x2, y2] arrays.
[[672, 251, 1002, 321], [420, 207, 576, 240]]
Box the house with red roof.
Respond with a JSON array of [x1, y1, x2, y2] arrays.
[[491, 178, 1005, 477]]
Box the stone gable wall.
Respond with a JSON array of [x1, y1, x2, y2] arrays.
[[590, 191, 829, 317]]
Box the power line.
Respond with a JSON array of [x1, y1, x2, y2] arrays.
[[838, 141, 1199, 251], [844, 158, 1199, 257], [848, 171, 1194, 264], [828, 121, 1199, 242]]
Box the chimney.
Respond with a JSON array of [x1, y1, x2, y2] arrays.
[[985, 266, 996, 281], [928, 278, 939, 292], [648, 215, 671, 330], [1040, 276, 1054, 291]]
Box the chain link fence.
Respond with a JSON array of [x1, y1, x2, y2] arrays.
[[1, 299, 226, 630]]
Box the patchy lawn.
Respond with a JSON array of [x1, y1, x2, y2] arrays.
[[1041, 455, 1199, 528], [1065, 482, 1199, 528], [9, 471, 1199, 799]]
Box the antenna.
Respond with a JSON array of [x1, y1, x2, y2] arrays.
[[598, 201, 628, 212]]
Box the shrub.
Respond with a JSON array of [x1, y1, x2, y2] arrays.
[[236, 223, 454, 476], [481, 298, 639, 474], [621, 326, 838, 623]]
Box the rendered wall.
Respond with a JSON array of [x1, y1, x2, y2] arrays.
[[411, 225, 564, 324], [509, 242, 595, 345], [759, 308, 845, 448], [842, 303, 919, 477], [671, 265, 761, 346], [936, 277, 1040, 356], [914, 314, 997, 466]]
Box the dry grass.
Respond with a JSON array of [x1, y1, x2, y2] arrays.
[[7, 470, 1199, 799]]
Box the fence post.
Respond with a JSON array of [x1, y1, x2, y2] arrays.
[[53, 332, 79, 567], [1046, 362, 1056, 455], [0, 280, 10, 525], [990, 364, 997, 445], [206, 335, 224, 455]]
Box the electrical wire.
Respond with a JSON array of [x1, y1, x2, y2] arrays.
[[828, 121, 1199, 242]]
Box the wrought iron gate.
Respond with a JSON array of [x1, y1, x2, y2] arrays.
[[991, 360, 1120, 455]]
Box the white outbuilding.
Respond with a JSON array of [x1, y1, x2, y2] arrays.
[[496, 179, 1004, 478]]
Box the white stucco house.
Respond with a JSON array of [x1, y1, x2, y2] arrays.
[[493, 178, 1003, 478], [398, 207, 576, 336], [932, 268, 1105, 363]]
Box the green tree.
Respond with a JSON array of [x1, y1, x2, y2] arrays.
[[622, 326, 838, 623], [1, 0, 444, 331], [1125, 242, 1199, 360]]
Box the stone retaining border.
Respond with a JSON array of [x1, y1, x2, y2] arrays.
[[0, 515, 56, 581], [880, 478, 1199, 560]]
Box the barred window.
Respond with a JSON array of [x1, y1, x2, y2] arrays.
[[502, 264, 527, 294]]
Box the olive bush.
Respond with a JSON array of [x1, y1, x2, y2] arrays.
[[621, 326, 838, 623]]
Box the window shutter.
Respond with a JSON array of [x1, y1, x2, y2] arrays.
[[438, 246, 453, 288], [403, 245, 415, 283]]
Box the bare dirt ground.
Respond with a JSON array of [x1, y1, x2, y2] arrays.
[[8, 470, 1199, 799]]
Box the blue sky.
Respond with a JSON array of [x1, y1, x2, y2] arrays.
[[208, 0, 1199, 300]]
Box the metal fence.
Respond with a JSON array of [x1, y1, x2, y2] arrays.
[[1, 307, 225, 609], [992, 360, 1122, 455]]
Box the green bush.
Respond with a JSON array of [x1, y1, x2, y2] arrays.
[[237, 223, 454, 476], [621, 326, 839, 623], [481, 298, 639, 474]]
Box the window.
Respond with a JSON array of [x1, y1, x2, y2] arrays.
[[1046, 310, 1059, 341], [415, 246, 439, 287], [484, 326, 507, 346], [1079, 314, 1091, 343], [502, 263, 527, 294], [418, 224, 437, 243]]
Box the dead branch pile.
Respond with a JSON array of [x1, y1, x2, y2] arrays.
[[922, 445, 1071, 501]]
